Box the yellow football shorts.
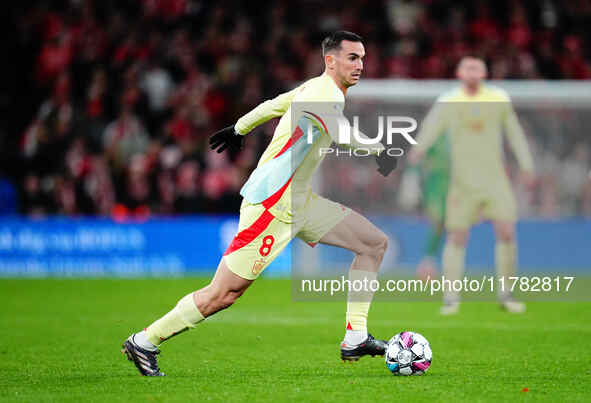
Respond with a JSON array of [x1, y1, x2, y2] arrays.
[[223, 193, 351, 280], [445, 181, 517, 230]]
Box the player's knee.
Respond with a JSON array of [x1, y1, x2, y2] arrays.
[[377, 232, 388, 257], [449, 230, 467, 246], [364, 231, 388, 262], [496, 226, 514, 242]]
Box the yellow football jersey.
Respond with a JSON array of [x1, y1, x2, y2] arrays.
[[415, 85, 534, 191], [235, 73, 381, 223]]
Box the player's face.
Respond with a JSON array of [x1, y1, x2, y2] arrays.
[[457, 59, 487, 87], [332, 40, 365, 87]]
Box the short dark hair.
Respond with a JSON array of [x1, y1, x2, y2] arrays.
[[321, 31, 363, 57]]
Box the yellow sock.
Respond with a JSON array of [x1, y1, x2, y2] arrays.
[[495, 241, 516, 299], [346, 301, 371, 331], [345, 270, 377, 332], [145, 293, 204, 346], [442, 242, 466, 303]]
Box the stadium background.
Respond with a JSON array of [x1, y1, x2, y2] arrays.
[[1, 0, 591, 276]]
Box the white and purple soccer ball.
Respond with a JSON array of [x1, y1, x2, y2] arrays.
[[385, 331, 432, 376]]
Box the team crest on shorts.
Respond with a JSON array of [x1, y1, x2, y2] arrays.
[[252, 258, 266, 275]]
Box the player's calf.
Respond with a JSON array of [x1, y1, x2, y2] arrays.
[[195, 285, 246, 316], [320, 211, 388, 270], [193, 261, 252, 317], [121, 263, 252, 376]]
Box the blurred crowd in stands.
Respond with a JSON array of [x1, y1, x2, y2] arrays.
[[2, 0, 591, 218]]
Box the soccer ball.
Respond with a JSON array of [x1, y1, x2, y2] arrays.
[[385, 331, 432, 375]]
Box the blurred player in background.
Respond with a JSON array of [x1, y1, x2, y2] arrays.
[[121, 31, 399, 376], [409, 56, 535, 315], [403, 133, 451, 280]]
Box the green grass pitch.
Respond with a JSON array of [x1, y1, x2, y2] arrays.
[[0, 278, 589, 402]]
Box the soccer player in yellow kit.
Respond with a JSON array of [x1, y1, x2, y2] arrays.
[[409, 57, 535, 315], [122, 31, 398, 376]]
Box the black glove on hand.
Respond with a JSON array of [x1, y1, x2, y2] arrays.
[[375, 150, 398, 177], [209, 125, 244, 153]]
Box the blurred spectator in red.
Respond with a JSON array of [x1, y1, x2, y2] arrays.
[[36, 14, 72, 85], [559, 36, 591, 79], [22, 72, 77, 174], [174, 160, 205, 213], [113, 154, 154, 220], [201, 152, 242, 213], [86, 156, 116, 216], [165, 105, 195, 143], [86, 68, 108, 119], [506, 4, 532, 50]]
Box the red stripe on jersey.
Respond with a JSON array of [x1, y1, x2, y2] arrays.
[[224, 209, 275, 256], [303, 111, 328, 135], [274, 126, 304, 159], [261, 173, 294, 210]]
